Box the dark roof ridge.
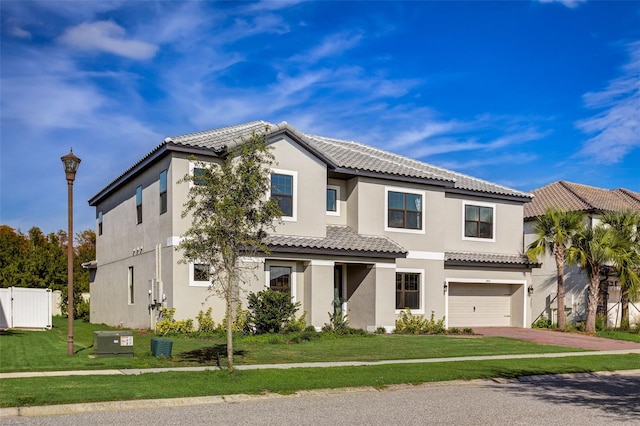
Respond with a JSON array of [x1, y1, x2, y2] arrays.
[[559, 180, 598, 210]]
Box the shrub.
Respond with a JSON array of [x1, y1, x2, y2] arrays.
[[283, 311, 307, 333], [532, 316, 553, 329], [247, 289, 300, 334], [76, 298, 90, 322], [156, 308, 195, 336], [394, 309, 446, 335], [375, 326, 387, 334], [196, 308, 219, 333]]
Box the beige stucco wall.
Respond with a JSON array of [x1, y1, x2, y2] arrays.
[[444, 193, 525, 254]]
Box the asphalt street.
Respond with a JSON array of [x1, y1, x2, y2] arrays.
[[4, 370, 640, 425]]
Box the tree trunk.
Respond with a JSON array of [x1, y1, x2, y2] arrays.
[[554, 247, 566, 330], [225, 277, 234, 372], [585, 272, 600, 333], [620, 291, 630, 330], [597, 276, 609, 321]]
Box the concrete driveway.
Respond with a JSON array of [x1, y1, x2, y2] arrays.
[[473, 327, 640, 351]]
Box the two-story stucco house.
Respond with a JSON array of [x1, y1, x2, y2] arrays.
[[88, 121, 538, 331], [524, 181, 640, 327]]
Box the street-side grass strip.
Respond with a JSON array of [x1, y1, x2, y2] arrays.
[[2, 355, 639, 408], [0, 317, 583, 373]]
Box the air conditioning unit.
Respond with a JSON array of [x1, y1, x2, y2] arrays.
[[93, 331, 134, 357]]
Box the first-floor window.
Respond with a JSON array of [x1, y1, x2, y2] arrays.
[[193, 264, 210, 282], [269, 266, 291, 294], [396, 272, 420, 310], [128, 266, 134, 304]]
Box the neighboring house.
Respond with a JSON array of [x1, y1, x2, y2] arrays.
[[88, 121, 538, 331], [524, 181, 640, 327]]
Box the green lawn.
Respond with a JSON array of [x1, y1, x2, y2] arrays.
[[597, 329, 640, 343], [0, 316, 584, 373], [2, 354, 640, 408], [4, 317, 640, 408]]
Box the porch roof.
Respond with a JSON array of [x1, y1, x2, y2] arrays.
[[445, 251, 540, 268], [268, 225, 407, 259]]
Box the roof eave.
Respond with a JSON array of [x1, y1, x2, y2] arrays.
[[444, 259, 540, 269], [268, 245, 407, 259], [88, 143, 221, 206], [445, 187, 533, 203]]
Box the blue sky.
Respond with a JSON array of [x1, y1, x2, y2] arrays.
[[1, 0, 639, 235]]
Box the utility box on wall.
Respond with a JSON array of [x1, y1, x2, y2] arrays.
[[93, 331, 134, 357]]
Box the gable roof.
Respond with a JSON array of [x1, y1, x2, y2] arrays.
[[90, 120, 532, 205], [524, 181, 640, 220]]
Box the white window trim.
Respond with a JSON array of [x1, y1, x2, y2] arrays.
[[462, 200, 496, 242], [189, 263, 212, 287], [384, 186, 426, 234], [326, 185, 340, 216], [128, 266, 135, 305], [395, 268, 425, 314], [271, 168, 297, 222], [265, 263, 297, 302]]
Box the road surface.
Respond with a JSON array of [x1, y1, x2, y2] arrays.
[[4, 371, 640, 425]]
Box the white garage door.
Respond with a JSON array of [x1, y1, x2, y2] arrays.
[[448, 284, 514, 327]]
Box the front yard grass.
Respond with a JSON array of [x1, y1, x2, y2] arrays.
[[597, 329, 640, 343], [0, 316, 584, 373], [2, 354, 639, 408]]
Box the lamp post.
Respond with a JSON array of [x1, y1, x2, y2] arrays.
[[61, 149, 81, 355]]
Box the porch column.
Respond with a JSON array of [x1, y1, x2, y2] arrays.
[[373, 263, 396, 332], [304, 260, 335, 329]]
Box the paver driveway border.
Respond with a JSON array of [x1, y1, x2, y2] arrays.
[[473, 327, 640, 351]]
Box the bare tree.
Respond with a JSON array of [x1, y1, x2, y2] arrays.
[[178, 131, 281, 371]]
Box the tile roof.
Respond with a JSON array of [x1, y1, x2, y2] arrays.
[[268, 225, 407, 258], [524, 181, 640, 219], [445, 251, 539, 267], [167, 121, 532, 200]]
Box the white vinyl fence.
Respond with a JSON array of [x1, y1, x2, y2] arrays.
[[0, 287, 52, 329]]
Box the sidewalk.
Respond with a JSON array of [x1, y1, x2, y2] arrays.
[[3, 349, 640, 418], [3, 348, 640, 379]]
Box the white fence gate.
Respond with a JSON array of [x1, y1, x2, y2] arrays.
[[0, 287, 52, 329]]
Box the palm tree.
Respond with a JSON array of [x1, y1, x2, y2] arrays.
[[567, 225, 621, 333], [601, 211, 640, 330], [527, 208, 585, 329]]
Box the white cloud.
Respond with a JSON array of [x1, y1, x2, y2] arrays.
[[536, 0, 586, 8], [58, 21, 158, 60], [576, 41, 640, 163], [291, 31, 364, 64], [6, 21, 31, 39]]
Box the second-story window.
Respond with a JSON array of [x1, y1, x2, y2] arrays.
[[271, 173, 293, 217], [136, 186, 143, 224], [464, 204, 494, 239], [193, 167, 207, 186], [388, 191, 422, 230], [326, 188, 337, 212], [159, 170, 167, 215], [97, 211, 103, 236]]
